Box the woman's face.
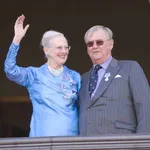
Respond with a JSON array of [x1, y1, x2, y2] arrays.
[[44, 36, 69, 67]]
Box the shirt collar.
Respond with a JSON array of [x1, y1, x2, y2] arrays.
[[94, 56, 112, 70]]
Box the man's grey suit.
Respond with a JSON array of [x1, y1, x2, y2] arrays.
[[79, 58, 150, 135]]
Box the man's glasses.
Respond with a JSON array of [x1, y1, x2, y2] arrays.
[[86, 40, 109, 48]]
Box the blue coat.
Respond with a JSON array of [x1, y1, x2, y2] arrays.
[[4, 43, 81, 137]]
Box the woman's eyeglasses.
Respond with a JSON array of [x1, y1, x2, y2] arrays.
[[55, 46, 71, 51], [86, 40, 110, 48]]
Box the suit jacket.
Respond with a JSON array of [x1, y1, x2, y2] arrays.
[[79, 58, 150, 135]]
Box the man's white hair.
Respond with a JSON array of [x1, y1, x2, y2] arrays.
[[84, 25, 113, 43]]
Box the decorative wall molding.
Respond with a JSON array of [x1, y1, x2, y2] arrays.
[[0, 96, 30, 103]]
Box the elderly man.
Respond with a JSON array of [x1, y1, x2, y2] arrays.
[[79, 25, 150, 135]]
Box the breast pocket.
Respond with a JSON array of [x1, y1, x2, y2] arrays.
[[115, 121, 136, 132]]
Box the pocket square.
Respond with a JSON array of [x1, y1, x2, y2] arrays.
[[114, 74, 122, 78]]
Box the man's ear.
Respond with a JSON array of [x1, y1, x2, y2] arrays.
[[110, 39, 114, 50]]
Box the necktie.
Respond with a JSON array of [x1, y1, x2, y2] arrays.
[[89, 65, 102, 97]]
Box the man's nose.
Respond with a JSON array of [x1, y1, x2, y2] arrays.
[[92, 42, 98, 48]]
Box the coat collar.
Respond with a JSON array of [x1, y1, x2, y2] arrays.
[[85, 58, 122, 108]]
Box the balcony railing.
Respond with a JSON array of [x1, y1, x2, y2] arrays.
[[0, 135, 150, 150]]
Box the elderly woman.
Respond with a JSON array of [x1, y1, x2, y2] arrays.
[[4, 15, 81, 137]]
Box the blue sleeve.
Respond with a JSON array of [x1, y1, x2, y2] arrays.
[[4, 42, 34, 87], [72, 71, 81, 92], [77, 73, 81, 92]]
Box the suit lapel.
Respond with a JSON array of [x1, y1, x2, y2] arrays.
[[81, 69, 92, 103], [87, 58, 121, 108]]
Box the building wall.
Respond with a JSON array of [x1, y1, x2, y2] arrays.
[[0, 0, 150, 137]]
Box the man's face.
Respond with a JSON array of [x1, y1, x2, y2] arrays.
[[86, 30, 113, 64], [44, 36, 69, 66]]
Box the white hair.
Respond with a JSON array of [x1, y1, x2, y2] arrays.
[[84, 25, 113, 43], [41, 30, 66, 48]]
